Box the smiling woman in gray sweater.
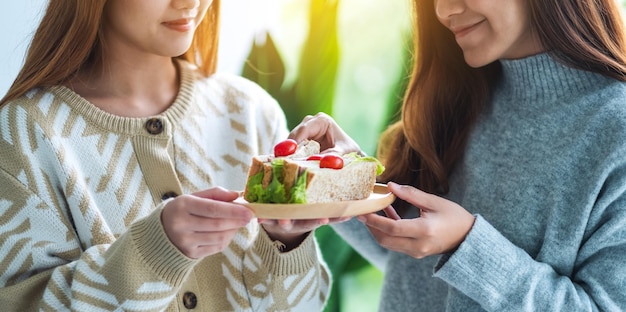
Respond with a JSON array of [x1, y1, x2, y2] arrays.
[[289, 0, 626, 310]]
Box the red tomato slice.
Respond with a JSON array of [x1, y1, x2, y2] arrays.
[[274, 139, 298, 157], [319, 155, 344, 169], [306, 155, 323, 161]]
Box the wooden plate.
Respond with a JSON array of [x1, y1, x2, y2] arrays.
[[234, 183, 395, 219]]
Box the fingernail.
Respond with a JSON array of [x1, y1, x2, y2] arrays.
[[357, 216, 366, 222]]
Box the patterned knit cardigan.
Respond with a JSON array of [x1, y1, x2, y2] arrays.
[[0, 60, 330, 311]]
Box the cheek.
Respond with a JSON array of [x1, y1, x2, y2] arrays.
[[460, 30, 508, 67], [497, 21, 529, 52]]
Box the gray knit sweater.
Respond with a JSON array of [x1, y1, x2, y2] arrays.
[[333, 53, 626, 311]]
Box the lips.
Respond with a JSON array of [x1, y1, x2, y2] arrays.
[[162, 18, 194, 32], [451, 20, 485, 39]]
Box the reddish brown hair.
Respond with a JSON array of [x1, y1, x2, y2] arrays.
[[0, 0, 221, 106]]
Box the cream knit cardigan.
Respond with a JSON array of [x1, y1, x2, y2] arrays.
[[0, 60, 330, 311]]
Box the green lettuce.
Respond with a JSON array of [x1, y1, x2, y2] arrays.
[[244, 171, 265, 202], [344, 153, 386, 175], [265, 159, 288, 203], [289, 170, 309, 204], [245, 158, 306, 203]]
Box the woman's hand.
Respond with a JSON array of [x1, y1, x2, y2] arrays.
[[358, 182, 475, 259], [260, 217, 350, 251], [161, 187, 253, 259], [277, 112, 366, 248], [289, 112, 362, 155]]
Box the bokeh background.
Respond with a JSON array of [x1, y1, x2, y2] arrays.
[[3, 1, 625, 311], [235, 2, 411, 311]]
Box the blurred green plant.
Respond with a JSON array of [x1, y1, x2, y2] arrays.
[[243, 0, 339, 129], [242, 2, 355, 310], [241, 1, 411, 311]]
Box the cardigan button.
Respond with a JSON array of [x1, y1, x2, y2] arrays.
[[145, 118, 164, 135], [161, 192, 178, 201], [182, 291, 198, 309]]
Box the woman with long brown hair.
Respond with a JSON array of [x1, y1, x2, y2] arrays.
[[291, 0, 626, 310], [0, 0, 334, 310]]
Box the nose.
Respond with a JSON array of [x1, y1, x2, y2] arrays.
[[434, 0, 465, 20], [172, 0, 200, 10]]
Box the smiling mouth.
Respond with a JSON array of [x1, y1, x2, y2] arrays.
[[452, 20, 484, 38], [163, 19, 193, 32]]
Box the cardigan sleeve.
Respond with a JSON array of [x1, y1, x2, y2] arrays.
[[241, 227, 331, 310], [0, 172, 198, 311], [0, 93, 199, 311]]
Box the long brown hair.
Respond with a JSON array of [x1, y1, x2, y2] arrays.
[[378, 0, 626, 198], [0, 0, 221, 107]]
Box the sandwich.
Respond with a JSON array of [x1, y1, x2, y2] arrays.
[[243, 139, 385, 204]]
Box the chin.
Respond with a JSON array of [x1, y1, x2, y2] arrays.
[[463, 53, 495, 68], [167, 46, 193, 58], [166, 40, 194, 57], [173, 49, 190, 57]]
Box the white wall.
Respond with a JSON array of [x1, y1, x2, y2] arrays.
[[0, 0, 259, 97], [0, 0, 46, 96]]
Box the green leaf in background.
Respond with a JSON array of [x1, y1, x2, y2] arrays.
[[242, 32, 286, 99], [288, 0, 340, 128], [241, 0, 340, 130], [241, 30, 299, 125]]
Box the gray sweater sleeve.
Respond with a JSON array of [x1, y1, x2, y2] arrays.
[[435, 144, 626, 311], [435, 210, 626, 311], [331, 218, 389, 271]]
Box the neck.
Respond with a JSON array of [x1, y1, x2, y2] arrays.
[[67, 54, 179, 118]]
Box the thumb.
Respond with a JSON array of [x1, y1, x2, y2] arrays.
[[387, 182, 438, 212], [192, 187, 240, 202]]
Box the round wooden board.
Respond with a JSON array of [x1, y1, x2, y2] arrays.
[[235, 183, 395, 219]]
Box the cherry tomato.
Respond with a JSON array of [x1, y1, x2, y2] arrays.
[[306, 155, 323, 161], [319, 155, 344, 169], [274, 139, 298, 157]]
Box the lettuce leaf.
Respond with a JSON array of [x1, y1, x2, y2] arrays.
[[344, 152, 386, 175], [266, 159, 288, 203], [244, 171, 265, 202], [289, 170, 308, 204], [245, 158, 295, 203]]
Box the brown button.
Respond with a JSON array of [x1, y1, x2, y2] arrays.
[[145, 118, 164, 135], [182, 291, 197, 309], [161, 192, 178, 201]]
